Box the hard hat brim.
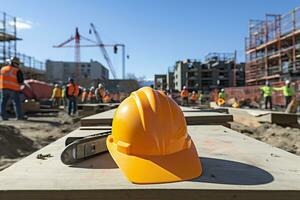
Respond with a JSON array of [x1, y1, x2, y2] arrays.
[[107, 138, 202, 184]]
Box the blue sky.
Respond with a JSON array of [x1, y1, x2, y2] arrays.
[[1, 0, 300, 79]]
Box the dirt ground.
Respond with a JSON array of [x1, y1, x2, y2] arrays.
[[230, 121, 300, 156], [0, 111, 80, 170]]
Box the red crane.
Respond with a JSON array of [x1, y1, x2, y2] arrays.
[[53, 25, 126, 80], [53, 28, 82, 82]]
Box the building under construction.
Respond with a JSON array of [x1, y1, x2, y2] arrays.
[[245, 7, 300, 85], [0, 11, 46, 81], [0, 11, 18, 66], [165, 52, 245, 92]]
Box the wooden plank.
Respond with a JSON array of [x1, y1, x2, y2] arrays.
[[180, 106, 229, 114], [227, 108, 298, 125], [227, 108, 262, 127], [184, 112, 233, 125], [78, 103, 119, 111], [80, 109, 116, 126], [77, 103, 120, 118], [79, 126, 111, 131], [0, 125, 300, 200], [80, 108, 233, 127], [256, 113, 298, 125]]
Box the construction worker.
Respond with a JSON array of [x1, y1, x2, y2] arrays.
[[198, 91, 203, 105], [61, 85, 67, 110], [218, 88, 225, 99], [103, 91, 111, 103], [190, 91, 198, 104], [81, 88, 89, 103], [88, 87, 96, 103], [111, 92, 121, 103], [95, 83, 105, 103], [274, 80, 295, 108], [0, 57, 25, 120], [217, 89, 226, 106], [66, 78, 79, 116], [260, 81, 273, 110], [180, 86, 189, 106], [51, 84, 62, 108], [106, 87, 202, 184]]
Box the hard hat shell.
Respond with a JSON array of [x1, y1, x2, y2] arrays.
[[183, 86, 187, 90], [107, 87, 202, 184], [285, 80, 290, 85], [217, 98, 225, 106], [98, 83, 104, 88]]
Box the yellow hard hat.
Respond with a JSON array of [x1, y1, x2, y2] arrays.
[[107, 87, 202, 184], [217, 98, 225, 106]]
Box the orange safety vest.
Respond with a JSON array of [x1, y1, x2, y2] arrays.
[[103, 95, 111, 103], [0, 65, 21, 91], [82, 91, 88, 102], [67, 83, 79, 97], [180, 90, 189, 97], [191, 94, 197, 101], [99, 88, 106, 97]]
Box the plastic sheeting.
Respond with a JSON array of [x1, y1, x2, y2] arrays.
[[22, 79, 53, 100]]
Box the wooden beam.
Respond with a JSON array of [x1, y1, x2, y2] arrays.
[[80, 108, 233, 127], [0, 126, 300, 199]]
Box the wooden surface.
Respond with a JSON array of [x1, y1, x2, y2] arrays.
[[184, 111, 232, 126], [256, 113, 298, 125], [79, 126, 112, 131], [180, 106, 229, 114], [81, 109, 116, 126], [78, 103, 119, 111], [77, 103, 120, 118], [228, 108, 298, 125], [1, 125, 300, 199], [81, 108, 233, 127]]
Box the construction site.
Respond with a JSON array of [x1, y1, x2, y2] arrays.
[[245, 7, 300, 85], [1, 2, 300, 200]]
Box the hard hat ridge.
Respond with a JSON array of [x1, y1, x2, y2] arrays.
[[107, 86, 202, 184]]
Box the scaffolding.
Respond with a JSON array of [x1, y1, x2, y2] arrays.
[[0, 11, 18, 66], [245, 7, 300, 85], [16, 52, 44, 70], [205, 52, 235, 62], [0, 11, 44, 70]]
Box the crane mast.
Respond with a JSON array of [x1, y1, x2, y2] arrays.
[[90, 23, 117, 79]]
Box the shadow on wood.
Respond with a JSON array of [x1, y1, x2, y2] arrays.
[[69, 152, 118, 169], [192, 157, 274, 185]]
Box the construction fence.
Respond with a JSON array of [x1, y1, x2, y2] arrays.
[[211, 81, 300, 106]]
